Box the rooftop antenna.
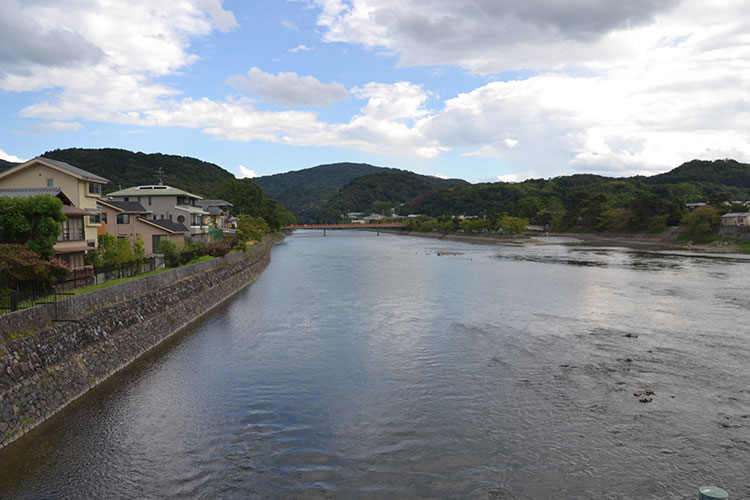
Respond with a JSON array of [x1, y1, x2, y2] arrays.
[[155, 167, 167, 185]]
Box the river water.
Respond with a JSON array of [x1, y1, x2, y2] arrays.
[[1, 231, 749, 499]]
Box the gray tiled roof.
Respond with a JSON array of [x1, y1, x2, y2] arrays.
[[97, 199, 148, 213], [140, 218, 189, 233], [0, 187, 73, 205], [39, 157, 109, 183]]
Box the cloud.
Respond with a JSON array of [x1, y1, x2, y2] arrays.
[[237, 165, 258, 178], [227, 67, 348, 107], [31, 121, 83, 132], [0, 148, 25, 163], [289, 44, 313, 53], [313, 0, 682, 72], [195, 0, 239, 32], [0, 0, 104, 70], [282, 19, 300, 31], [4, 0, 750, 181]]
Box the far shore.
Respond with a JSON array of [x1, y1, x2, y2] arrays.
[[377, 228, 749, 255]]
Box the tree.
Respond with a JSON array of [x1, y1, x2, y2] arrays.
[[212, 178, 265, 216], [237, 215, 270, 243], [0, 244, 69, 292], [681, 206, 721, 238], [0, 195, 65, 259]]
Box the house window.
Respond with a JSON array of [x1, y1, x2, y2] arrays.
[[89, 214, 101, 224], [88, 183, 101, 195], [101, 212, 107, 223], [148, 196, 152, 206], [177, 215, 185, 224], [59, 218, 84, 241], [47, 178, 54, 187], [116, 213, 130, 224]]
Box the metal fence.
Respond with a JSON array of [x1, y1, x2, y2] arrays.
[[0, 286, 74, 319], [91, 256, 159, 285]]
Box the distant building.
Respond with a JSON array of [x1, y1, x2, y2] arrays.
[[721, 212, 750, 226], [104, 184, 209, 238], [686, 202, 707, 211], [0, 157, 109, 268], [96, 199, 188, 253]]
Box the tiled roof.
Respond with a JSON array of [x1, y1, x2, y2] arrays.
[[97, 199, 148, 213], [721, 212, 750, 217], [0, 187, 74, 205], [106, 185, 202, 199], [38, 157, 109, 182], [139, 218, 189, 233]]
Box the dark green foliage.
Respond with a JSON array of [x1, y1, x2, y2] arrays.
[[254, 162, 466, 223], [0, 195, 66, 259], [0, 159, 19, 172], [42, 148, 235, 197], [211, 178, 264, 216], [322, 172, 440, 217], [681, 206, 722, 239]]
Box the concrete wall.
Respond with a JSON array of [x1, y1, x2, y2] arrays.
[[0, 236, 280, 448]]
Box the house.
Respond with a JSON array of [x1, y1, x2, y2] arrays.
[[104, 184, 209, 238], [96, 199, 188, 253], [0, 187, 94, 270], [686, 202, 707, 211], [196, 199, 237, 231], [720, 212, 750, 226], [0, 157, 109, 267]]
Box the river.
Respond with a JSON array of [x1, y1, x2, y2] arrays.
[[1, 230, 749, 499]]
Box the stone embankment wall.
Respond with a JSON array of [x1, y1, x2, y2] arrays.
[[0, 236, 280, 449], [719, 225, 750, 239]]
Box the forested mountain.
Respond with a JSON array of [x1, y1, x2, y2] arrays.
[[0, 159, 19, 171], [408, 159, 750, 232], [644, 159, 750, 187], [254, 162, 466, 222], [41, 148, 235, 197], [319, 172, 442, 220]]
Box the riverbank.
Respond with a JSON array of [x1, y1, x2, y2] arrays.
[[380, 228, 749, 255], [0, 235, 283, 449]]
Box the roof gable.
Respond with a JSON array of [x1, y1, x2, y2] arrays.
[[0, 156, 109, 183]]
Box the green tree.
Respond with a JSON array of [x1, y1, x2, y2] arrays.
[[212, 178, 264, 216], [237, 215, 270, 242], [681, 206, 721, 238], [0, 195, 65, 259]]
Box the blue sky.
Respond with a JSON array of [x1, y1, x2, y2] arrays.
[[1, 0, 749, 182]]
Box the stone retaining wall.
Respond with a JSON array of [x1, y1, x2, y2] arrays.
[[0, 237, 280, 449]]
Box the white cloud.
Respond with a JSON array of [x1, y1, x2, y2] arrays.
[[0, 148, 25, 163], [289, 44, 313, 53], [237, 165, 258, 178], [2, 0, 750, 180], [227, 67, 348, 107], [32, 121, 83, 132], [313, 0, 682, 73], [282, 20, 300, 31], [497, 171, 542, 183]]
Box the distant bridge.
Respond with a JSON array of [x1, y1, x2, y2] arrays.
[[282, 223, 406, 235]]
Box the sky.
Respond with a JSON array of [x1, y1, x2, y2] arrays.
[[1, 0, 749, 183]]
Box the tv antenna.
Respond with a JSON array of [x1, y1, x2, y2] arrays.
[[155, 167, 167, 185]]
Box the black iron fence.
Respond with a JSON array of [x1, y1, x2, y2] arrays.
[[91, 256, 159, 284], [0, 286, 74, 318]]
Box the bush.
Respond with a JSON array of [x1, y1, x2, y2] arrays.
[[0, 244, 69, 292]]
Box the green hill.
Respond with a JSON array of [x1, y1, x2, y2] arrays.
[[254, 162, 466, 222], [0, 159, 19, 171], [41, 148, 235, 197], [320, 171, 443, 220]]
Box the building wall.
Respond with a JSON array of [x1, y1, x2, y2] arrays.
[[0, 161, 105, 247], [0, 236, 280, 448]]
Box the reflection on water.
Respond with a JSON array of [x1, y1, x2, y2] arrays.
[[1, 231, 749, 499]]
